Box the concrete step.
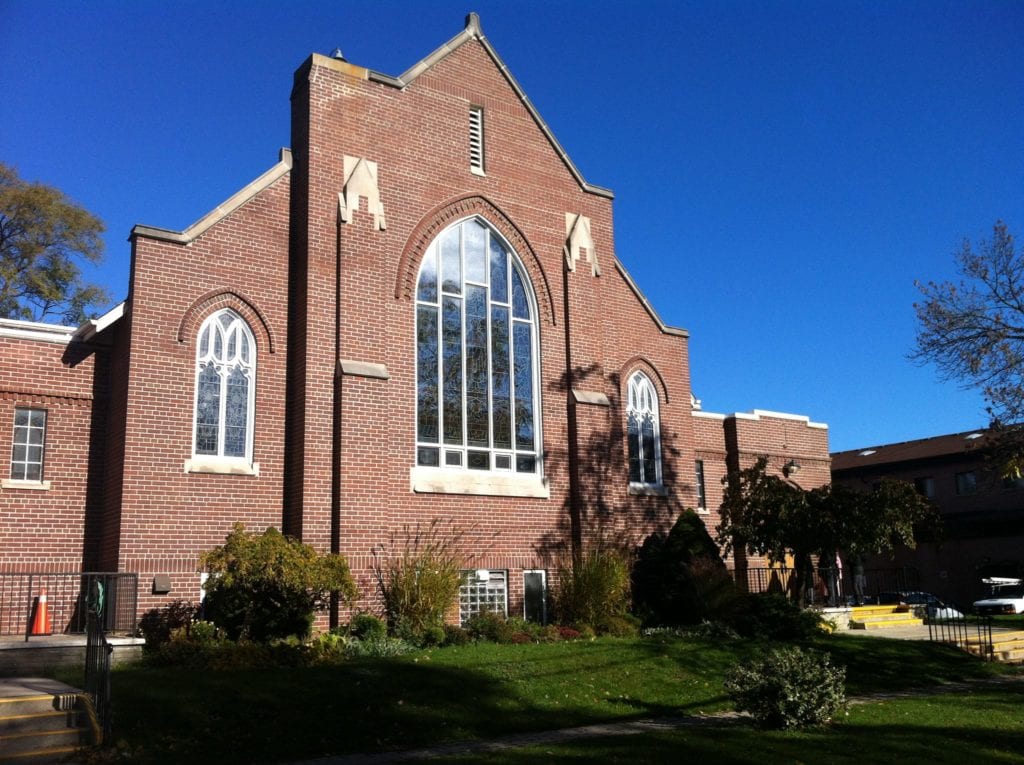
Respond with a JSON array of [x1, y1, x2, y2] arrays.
[[851, 605, 910, 617], [0, 710, 80, 735], [0, 726, 83, 758], [0, 696, 57, 718], [0, 744, 81, 764], [851, 617, 924, 630]]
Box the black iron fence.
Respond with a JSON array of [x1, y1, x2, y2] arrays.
[[0, 572, 138, 639], [84, 610, 113, 742], [928, 613, 994, 659], [736, 566, 921, 607]]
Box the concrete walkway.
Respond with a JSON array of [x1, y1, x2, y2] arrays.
[[288, 674, 1024, 765]]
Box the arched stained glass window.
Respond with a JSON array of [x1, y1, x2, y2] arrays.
[[193, 309, 256, 461], [627, 371, 661, 486], [415, 217, 539, 474]]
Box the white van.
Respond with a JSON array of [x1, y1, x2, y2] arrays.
[[973, 577, 1024, 615]]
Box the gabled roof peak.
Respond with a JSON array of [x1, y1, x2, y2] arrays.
[[357, 14, 612, 200]]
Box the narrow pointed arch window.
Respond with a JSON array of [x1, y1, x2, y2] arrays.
[[627, 371, 661, 486], [415, 217, 540, 474], [193, 309, 256, 462]]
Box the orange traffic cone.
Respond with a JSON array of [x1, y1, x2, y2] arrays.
[[31, 589, 52, 635]]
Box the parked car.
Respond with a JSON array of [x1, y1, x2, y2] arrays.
[[877, 591, 964, 619], [973, 577, 1024, 616]]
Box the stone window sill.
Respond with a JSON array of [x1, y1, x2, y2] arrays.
[[629, 483, 668, 497], [410, 467, 549, 498], [1, 478, 52, 491], [184, 458, 260, 476]]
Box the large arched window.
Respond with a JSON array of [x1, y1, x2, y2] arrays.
[[626, 371, 661, 486], [193, 309, 256, 462], [415, 217, 539, 474]]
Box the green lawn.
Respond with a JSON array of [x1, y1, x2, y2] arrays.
[[430, 684, 1024, 764], [96, 633, 1021, 764]]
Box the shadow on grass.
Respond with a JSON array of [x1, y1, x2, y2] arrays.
[[428, 685, 1024, 764], [107, 640, 731, 765]]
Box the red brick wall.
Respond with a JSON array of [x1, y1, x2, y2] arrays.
[[0, 335, 105, 571], [285, 41, 700, 621], [121, 173, 291, 615]]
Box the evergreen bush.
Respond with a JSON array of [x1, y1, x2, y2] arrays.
[[724, 646, 846, 729], [200, 523, 357, 642]]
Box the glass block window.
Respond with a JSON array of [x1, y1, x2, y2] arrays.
[[10, 408, 46, 481], [416, 217, 539, 474], [193, 309, 256, 461], [627, 371, 661, 486], [459, 569, 507, 624]]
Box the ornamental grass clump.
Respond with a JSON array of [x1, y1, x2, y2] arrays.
[[372, 519, 468, 644], [554, 546, 632, 630], [724, 646, 847, 729]]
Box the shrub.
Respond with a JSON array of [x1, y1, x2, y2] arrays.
[[632, 510, 740, 626], [138, 600, 199, 652], [349, 613, 387, 641], [200, 523, 358, 642], [554, 546, 631, 627], [344, 635, 418, 658], [557, 626, 581, 640], [724, 646, 847, 729], [596, 613, 640, 637], [730, 593, 825, 641], [443, 624, 471, 646], [465, 610, 515, 643], [372, 520, 466, 640]]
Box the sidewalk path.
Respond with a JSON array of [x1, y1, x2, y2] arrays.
[[289, 673, 1024, 765]]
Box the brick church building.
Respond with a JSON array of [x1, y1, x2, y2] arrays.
[[0, 15, 830, 627]]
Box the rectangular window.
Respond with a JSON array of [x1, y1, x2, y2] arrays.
[[523, 570, 546, 624], [955, 471, 977, 496], [469, 106, 485, 174], [459, 569, 507, 624], [695, 460, 707, 509], [914, 477, 935, 498], [10, 408, 46, 482]]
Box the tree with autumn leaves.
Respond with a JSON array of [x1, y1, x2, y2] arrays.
[[717, 458, 940, 604]]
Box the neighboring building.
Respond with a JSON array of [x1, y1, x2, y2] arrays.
[[0, 15, 830, 628], [832, 428, 1024, 608]]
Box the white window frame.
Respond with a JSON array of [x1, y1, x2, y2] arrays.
[[626, 371, 663, 488], [187, 309, 258, 475], [3, 407, 51, 490], [523, 569, 547, 624], [413, 216, 543, 491]]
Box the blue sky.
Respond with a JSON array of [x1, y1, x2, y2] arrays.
[[2, 0, 1022, 452]]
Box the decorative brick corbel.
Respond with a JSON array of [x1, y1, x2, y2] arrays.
[[338, 156, 386, 230], [564, 213, 599, 276]]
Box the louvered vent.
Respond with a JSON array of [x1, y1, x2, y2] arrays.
[[469, 106, 484, 173]]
